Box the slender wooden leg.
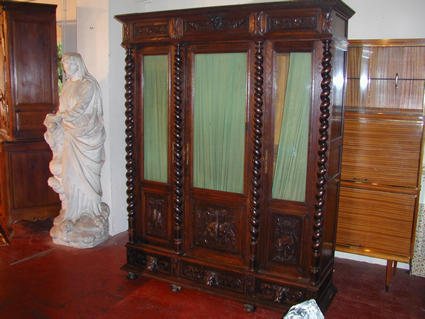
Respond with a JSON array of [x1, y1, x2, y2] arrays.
[[385, 260, 393, 292], [393, 261, 398, 276]]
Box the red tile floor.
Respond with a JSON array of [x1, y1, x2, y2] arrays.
[[1, 219, 424, 319]]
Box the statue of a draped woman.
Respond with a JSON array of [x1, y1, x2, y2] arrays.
[[44, 53, 109, 248]]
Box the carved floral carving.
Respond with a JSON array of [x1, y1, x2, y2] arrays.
[[258, 281, 305, 305], [127, 248, 171, 274], [194, 206, 238, 253], [169, 17, 183, 40], [146, 256, 158, 272], [271, 214, 301, 264], [146, 196, 167, 239], [184, 15, 248, 32], [181, 262, 244, 293], [205, 271, 218, 287], [134, 23, 168, 38], [250, 11, 268, 35], [269, 16, 317, 32], [123, 24, 130, 42], [322, 10, 333, 33]]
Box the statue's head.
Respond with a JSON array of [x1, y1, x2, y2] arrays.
[[62, 53, 89, 81]]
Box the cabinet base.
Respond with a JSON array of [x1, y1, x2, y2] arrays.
[[122, 245, 337, 314]]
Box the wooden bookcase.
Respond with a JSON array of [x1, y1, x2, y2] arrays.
[[336, 39, 425, 290]]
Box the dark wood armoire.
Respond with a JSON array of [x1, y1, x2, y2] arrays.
[[0, 2, 60, 235], [116, 0, 354, 313]]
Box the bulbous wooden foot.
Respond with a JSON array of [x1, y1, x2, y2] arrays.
[[243, 304, 256, 313], [170, 284, 182, 292], [126, 271, 138, 280]]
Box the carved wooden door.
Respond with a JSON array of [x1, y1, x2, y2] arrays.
[[136, 45, 175, 251], [183, 42, 252, 271], [261, 42, 314, 281]]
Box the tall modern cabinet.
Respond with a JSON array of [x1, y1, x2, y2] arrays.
[[0, 2, 60, 235], [116, 0, 354, 312], [336, 39, 425, 290]]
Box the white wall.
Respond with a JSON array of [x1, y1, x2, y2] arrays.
[[345, 0, 425, 39], [61, 0, 77, 53], [73, 0, 425, 243], [76, 0, 144, 235], [107, 0, 144, 234]]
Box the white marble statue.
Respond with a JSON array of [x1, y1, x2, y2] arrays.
[[44, 53, 109, 249]]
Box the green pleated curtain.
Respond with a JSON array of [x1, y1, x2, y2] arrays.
[[272, 52, 312, 202], [193, 53, 247, 194], [143, 55, 169, 183]]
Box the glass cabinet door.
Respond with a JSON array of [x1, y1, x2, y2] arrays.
[[192, 52, 247, 194], [142, 54, 169, 183], [271, 52, 312, 202]]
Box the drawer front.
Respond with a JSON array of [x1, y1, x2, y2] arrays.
[[341, 118, 422, 187], [336, 186, 415, 257], [345, 78, 425, 110], [348, 46, 425, 79]]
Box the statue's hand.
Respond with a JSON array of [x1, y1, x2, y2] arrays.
[[44, 113, 62, 128]]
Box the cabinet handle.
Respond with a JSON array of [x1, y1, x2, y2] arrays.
[[395, 73, 399, 89]]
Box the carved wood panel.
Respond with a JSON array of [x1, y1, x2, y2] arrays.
[[184, 14, 249, 33], [133, 21, 169, 40], [144, 193, 169, 240], [181, 261, 244, 293], [193, 205, 239, 254], [268, 15, 317, 33], [127, 247, 172, 275], [10, 149, 59, 209], [270, 213, 302, 265], [256, 279, 308, 305]]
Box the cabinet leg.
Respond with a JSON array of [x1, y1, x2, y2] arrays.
[[243, 304, 256, 313], [385, 260, 397, 292], [170, 284, 182, 292], [126, 271, 139, 280]]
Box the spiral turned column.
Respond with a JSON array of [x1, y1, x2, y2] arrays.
[[250, 40, 264, 272], [124, 47, 136, 245], [311, 40, 332, 284], [173, 44, 184, 255]]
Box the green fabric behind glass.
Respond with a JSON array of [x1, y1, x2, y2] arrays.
[[272, 53, 311, 202], [193, 53, 247, 193], [143, 55, 168, 183]]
